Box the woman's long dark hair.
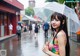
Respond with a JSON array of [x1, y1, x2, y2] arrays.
[[51, 12, 70, 56]]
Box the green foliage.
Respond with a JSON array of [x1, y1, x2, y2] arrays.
[[57, 0, 65, 4], [46, 0, 76, 8], [46, 0, 57, 2], [46, 0, 65, 4], [65, 2, 76, 8], [25, 7, 34, 16], [65, 0, 80, 8], [66, 0, 80, 2]]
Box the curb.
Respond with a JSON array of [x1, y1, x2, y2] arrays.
[[0, 34, 16, 41], [0, 32, 27, 42]]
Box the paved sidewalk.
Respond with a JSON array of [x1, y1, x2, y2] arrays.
[[0, 34, 16, 41], [0, 31, 28, 41], [0, 32, 28, 41]]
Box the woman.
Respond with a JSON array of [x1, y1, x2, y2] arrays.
[[34, 23, 39, 46], [43, 12, 70, 56], [16, 24, 21, 40], [9, 23, 13, 35], [34, 23, 39, 38], [29, 23, 32, 34]]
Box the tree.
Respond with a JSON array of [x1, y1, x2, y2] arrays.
[[46, 0, 65, 4], [45, 0, 76, 8], [65, 2, 76, 8], [46, 0, 57, 2], [25, 7, 34, 16], [57, 0, 65, 4]]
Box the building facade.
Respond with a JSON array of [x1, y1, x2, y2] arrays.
[[0, 0, 24, 37], [29, 0, 35, 7]]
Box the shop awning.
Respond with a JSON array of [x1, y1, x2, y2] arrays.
[[3, 0, 24, 10], [22, 15, 37, 22]]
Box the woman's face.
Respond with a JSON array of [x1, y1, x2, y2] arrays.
[[51, 16, 61, 29]]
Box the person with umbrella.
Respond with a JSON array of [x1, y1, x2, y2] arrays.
[[43, 22, 49, 42], [16, 23, 21, 40], [43, 12, 70, 56]]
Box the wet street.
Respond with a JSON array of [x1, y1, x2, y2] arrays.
[[0, 27, 80, 56]]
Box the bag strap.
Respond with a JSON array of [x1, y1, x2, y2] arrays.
[[53, 32, 57, 44]]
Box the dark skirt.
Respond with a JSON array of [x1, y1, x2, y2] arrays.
[[35, 29, 38, 33], [16, 30, 21, 36]]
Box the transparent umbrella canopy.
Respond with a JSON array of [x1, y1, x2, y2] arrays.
[[43, 2, 80, 24], [34, 3, 79, 38], [42, 2, 80, 33], [34, 2, 80, 33], [42, 8, 53, 22], [33, 8, 47, 21]]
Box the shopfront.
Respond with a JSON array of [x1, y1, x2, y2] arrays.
[[0, 0, 23, 37]]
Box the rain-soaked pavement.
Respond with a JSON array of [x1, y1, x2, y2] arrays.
[[0, 27, 80, 56]]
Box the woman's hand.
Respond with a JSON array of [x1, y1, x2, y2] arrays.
[[42, 42, 49, 54], [43, 42, 60, 56]]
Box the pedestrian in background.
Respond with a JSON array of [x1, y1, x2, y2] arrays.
[[32, 23, 35, 34], [16, 23, 21, 40], [43, 22, 49, 42], [34, 23, 39, 38], [9, 23, 13, 35], [23, 24, 27, 32], [43, 12, 70, 56], [34, 23, 39, 46], [29, 23, 32, 37]]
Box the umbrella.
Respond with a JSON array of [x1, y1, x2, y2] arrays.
[[22, 15, 37, 21], [33, 3, 50, 21], [33, 8, 47, 21], [43, 2, 80, 24], [42, 2, 80, 33], [17, 21, 23, 26]]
